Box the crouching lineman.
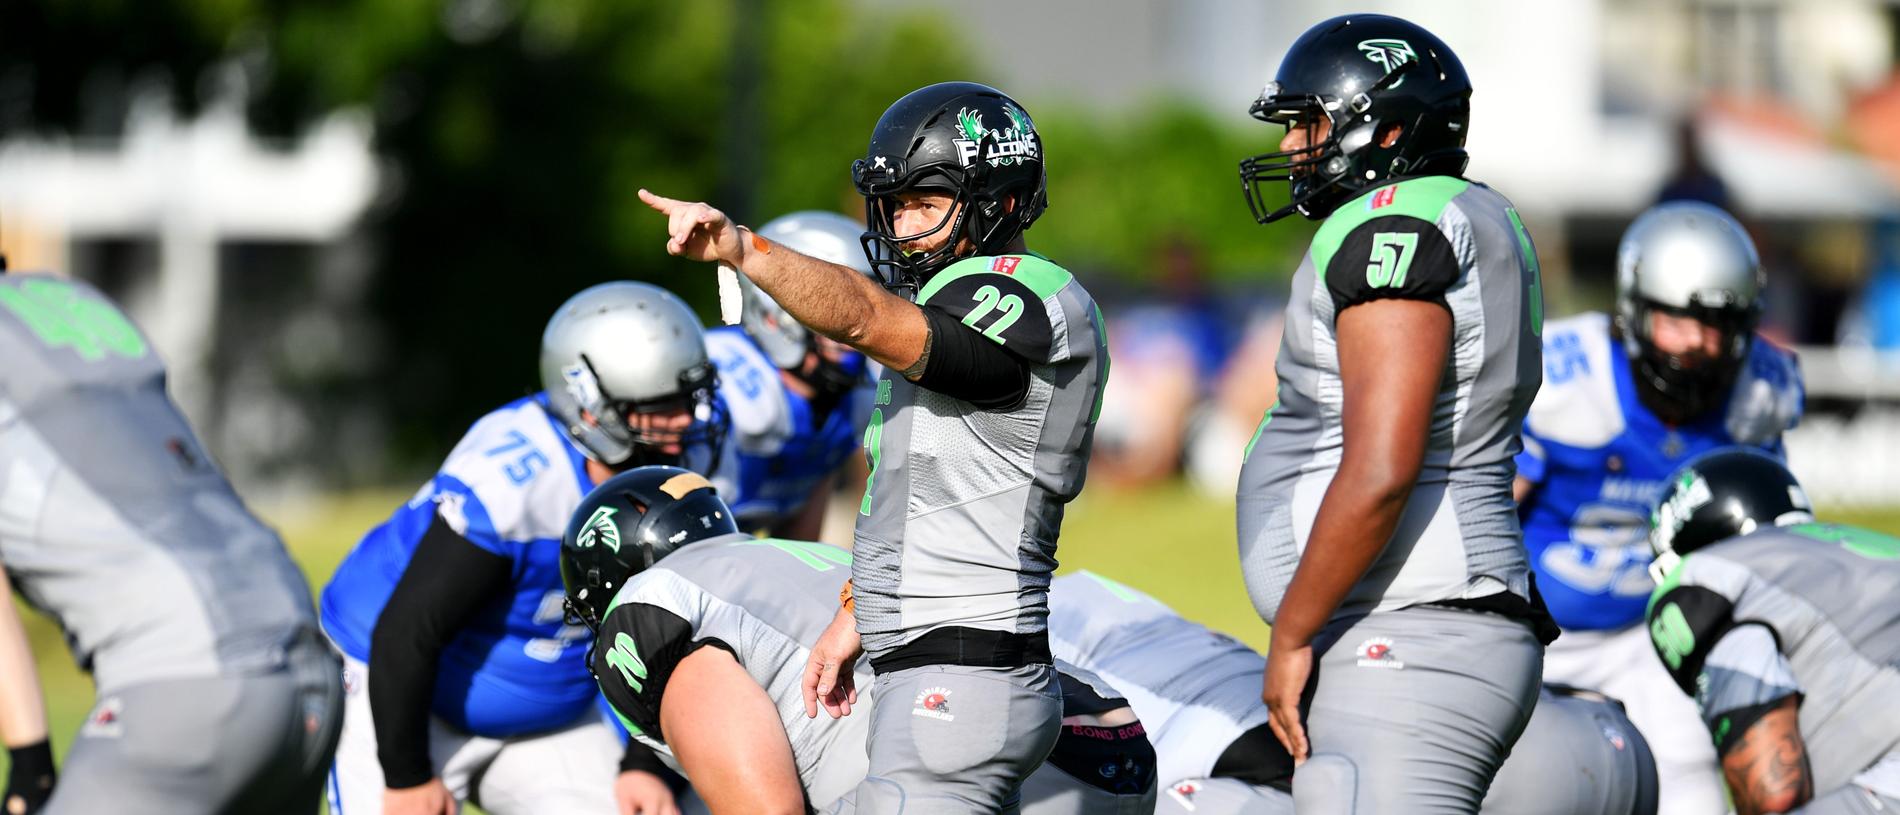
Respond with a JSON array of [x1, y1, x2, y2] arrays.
[[709, 211, 875, 539], [558, 467, 1156, 814], [1049, 570, 1659, 815], [320, 282, 725, 814], [1646, 450, 1900, 814], [1518, 200, 1803, 813], [0, 271, 342, 813]]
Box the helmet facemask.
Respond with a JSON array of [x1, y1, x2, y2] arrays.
[[570, 355, 728, 474], [1241, 62, 1433, 223], [1618, 296, 1758, 425]]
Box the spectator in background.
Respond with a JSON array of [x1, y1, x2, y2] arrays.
[[1656, 118, 1733, 210]]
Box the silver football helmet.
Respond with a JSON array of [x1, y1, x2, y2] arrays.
[[1614, 201, 1764, 423], [540, 282, 724, 469]]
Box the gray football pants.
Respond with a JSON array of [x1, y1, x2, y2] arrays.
[[1291, 606, 1543, 815], [44, 636, 343, 815], [1790, 785, 1900, 814], [850, 662, 1063, 814]]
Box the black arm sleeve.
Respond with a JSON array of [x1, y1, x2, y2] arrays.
[[594, 602, 734, 743], [1324, 215, 1462, 318], [1646, 584, 1739, 695], [368, 512, 512, 789], [912, 305, 1032, 409]]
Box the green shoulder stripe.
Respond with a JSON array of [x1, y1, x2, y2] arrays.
[[1309, 176, 1470, 280], [918, 254, 1073, 305]]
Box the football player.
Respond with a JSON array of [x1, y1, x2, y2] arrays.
[[709, 211, 875, 539], [1234, 14, 1554, 812], [641, 80, 1109, 812], [0, 271, 342, 814], [1646, 449, 1900, 814], [560, 467, 1155, 815], [1519, 201, 1803, 813], [319, 282, 725, 815], [1050, 570, 1658, 815]]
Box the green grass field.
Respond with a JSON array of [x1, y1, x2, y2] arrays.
[[7, 481, 1899, 802]]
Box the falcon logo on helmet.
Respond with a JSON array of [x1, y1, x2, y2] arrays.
[[576, 505, 621, 553], [1357, 38, 1417, 81]]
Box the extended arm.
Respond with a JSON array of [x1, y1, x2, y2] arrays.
[[661, 647, 805, 815], [639, 189, 926, 372]]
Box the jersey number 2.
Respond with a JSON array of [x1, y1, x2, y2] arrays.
[[962, 284, 1023, 343]]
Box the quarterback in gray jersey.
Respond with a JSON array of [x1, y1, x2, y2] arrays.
[[1051, 570, 1658, 815], [1647, 450, 1900, 814], [641, 80, 1107, 813], [1235, 15, 1552, 812], [559, 469, 1154, 815], [0, 272, 341, 814]]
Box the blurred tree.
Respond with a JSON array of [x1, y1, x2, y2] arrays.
[[1033, 100, 1314, 285], [0, 0, 1311, 478]]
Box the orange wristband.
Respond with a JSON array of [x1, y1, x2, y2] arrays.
[[839, 579, 855, 613], [745, 226, 772, 255]]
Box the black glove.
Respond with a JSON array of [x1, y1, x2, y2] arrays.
[[4, 739, 56, 815]]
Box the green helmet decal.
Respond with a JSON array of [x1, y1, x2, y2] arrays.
[[577, 505, 622, 553]]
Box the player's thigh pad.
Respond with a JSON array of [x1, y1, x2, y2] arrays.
[[854, 663, 1063, 815], [1545, 624, 1725, 815], [472, 712, 622, 815], [1302, 606, 1542, 815], [1160, 778, 1294, 815], [326, 654, 501, 814], [48, 652, 341, 815]]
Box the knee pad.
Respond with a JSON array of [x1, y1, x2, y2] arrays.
[[1291, 754, 1359, 815]]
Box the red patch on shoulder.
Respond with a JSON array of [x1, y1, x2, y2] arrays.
[[991, 256, 1022, 274], [1371, 187, 1398, 210]]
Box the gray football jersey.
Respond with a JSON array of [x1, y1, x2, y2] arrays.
[[593, 535, 874, 807], [1047, 571, 1269, 784], [1238, 176, 1544, 621], [1646, 523, 1900, 796], [0, 274, 319, 694], [853, 253, 1109, 659]]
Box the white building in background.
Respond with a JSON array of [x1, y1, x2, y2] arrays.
[[0, 93, 380, 496]]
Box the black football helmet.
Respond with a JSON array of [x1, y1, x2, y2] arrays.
[[852, 81, 1048, 294], [1240, 14, 1472, 223], [1648, 448, 1814, 582], [559, 465, 739, 631]]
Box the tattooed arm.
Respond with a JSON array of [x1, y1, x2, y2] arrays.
[[1720, 696, 1812, 815]]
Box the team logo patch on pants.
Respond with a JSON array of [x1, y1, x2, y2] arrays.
[[1167, 780, 1201, 811], [81, 697, 124, 738], [1355, 637, 1405, 669], [911, 687, 955, 721]]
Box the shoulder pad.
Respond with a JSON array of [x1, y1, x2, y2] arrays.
[[1311, 176, 1470, 269], [432, 399, 583, 544], [1525, 312, 1625, 448], [1725, 335, 1804, 446], [706, 329, 792, 453], [1646, 573, 1738, 695], [916, 255, 1064, 362]]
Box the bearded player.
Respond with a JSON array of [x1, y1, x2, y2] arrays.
[[1519, 201, 1803, 813], [642, 81, 1108, 812]]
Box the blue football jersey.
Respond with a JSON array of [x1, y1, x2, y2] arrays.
[[321, 394, 600, 737], [1516, 313, 1803, 630], [706, 326, 869, 532]]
